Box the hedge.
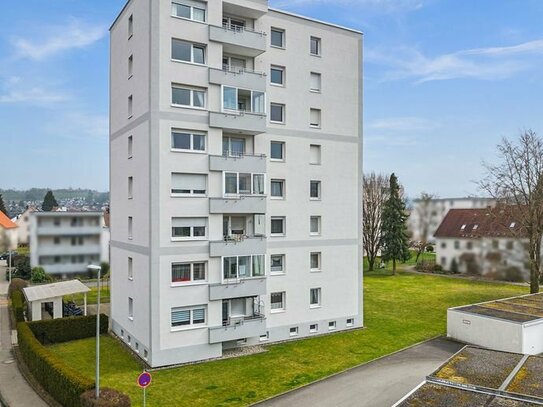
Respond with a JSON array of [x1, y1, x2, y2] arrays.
[[8, 278, 28, 298], [17, 322, 94, 407], [28, 314, 109, 345], [11, 290, 25, 323], [81, 388, 131, 407]]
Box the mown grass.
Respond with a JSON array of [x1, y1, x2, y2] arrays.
[[48, 270, 525, 407], [63, 286, 110, 306]]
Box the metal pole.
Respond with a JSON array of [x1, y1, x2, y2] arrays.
[[143, 386, 146, 407], [95, 266, 101, 400], [8, 251, 11, 283]]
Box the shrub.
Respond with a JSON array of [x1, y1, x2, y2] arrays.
[[426, 244, 434, 253], [11, 290, 25, 323], [28, 314, 108, 345], [433, 264, 443, 272], [8, 278, 27, 298], [14, 255, 31, 280], [17, 322, 94, 407], [81, 388, 131, 407], [31, 266, 53, 284], [503, 266, 524, 283]]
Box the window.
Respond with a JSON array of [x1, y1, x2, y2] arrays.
[[289, 327, 298, 336], [310, 108, 321, 128], [171, 2, 206, 22], [346, 318, 354, 327], [128, 297, 134, 320], [454, 241, 460, 249], [467, 241, 473, 250], [441, 242, 446, 249], [143, 349, 148, 359], [172, 262, 206, 284], [222, 136, 246, 156], [128, 176, 133, 199], [171, 306, 206, 328], [128, 135, 133, 158], [506, 240, 514, 250], [223, 255, 265, 280], [171, 39, 206, 64], [310, 72, 321, 92], [171, 217, 207, 240], [222, 86, 265, 114], [310, 252, 321, 271], [128, 216, 133, 240], [270, 28, 285, 48], [270, 254, 285, 274], [128, 55, 133, 78], [441, 257, 446, 266], [310, 36, 321, 56], [310, 323, 318, 333], [128, 14, 133, 38], [510, 222, 516, 228], [259, 332, 269, 342], [270, 65, 285, 86], [492, 240, 499, 249], [54, 237, 60, 245], [128, 257, 133, 280], [171, 130, 205, 151], [310, 216, 321, 235], [310, 144, 321, 164], [270, 292, 285, 312], [460, 224, 466, 230], [271, 179, 285, 199], [271, 217, 285, 236], [223, 172, 265, 195], [270, 103, 285, 123], [329, 321, 336, 330], [310, 288, 321, 307], [310, 181, 321, 200], [171, 173, 207, 196], [128, 95, 133, 118], [270, 141, 285, 160], [222, 16, 246, 31], [172, 85, 205, 108]]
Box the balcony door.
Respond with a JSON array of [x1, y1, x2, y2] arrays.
[[223, 136, 246, 157], [223, 216, 246, 238]]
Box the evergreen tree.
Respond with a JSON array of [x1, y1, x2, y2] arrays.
[[0, 194, 7, 216], [41, 190, 59, 212], [380, 173, 411, 275]]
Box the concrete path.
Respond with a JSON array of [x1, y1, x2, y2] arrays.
[[0, 268, 48, 407], [255, 337, 464, 407]]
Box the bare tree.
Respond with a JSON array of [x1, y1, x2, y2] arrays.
[[413, 192, 436, 263], [479, 130, 543, 293], [363, 173, 389, 271]]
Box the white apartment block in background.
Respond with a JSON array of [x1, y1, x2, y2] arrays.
[[409, 197, 496, 244], [29, 211, 109, 278], [109, 0, 363, 367]]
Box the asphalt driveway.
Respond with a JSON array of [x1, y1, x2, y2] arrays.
[[254, 337, 463, 407]]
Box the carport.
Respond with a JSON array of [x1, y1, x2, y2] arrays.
[[22, 280, 90, 321]]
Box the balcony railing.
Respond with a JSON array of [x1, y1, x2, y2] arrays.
[[209, 110, 266, 135], [222, 312, 265, 327], [209, 25, 266, 57], [208, 312, 266, 343], [222, 23, 265, 36]]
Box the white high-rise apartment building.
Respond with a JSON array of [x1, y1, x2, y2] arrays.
[[110, 0, 363, 367]]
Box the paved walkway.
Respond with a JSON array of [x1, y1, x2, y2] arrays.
[[0, 268, 48, 407], [255, 337, 464, 407]]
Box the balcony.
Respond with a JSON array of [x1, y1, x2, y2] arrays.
[[42, 263, 90, 274], [208, 314, 266, 343], [209, 25, 266, 57], [209, 277, 266, 301], [209, 67, 266, 92], [37, 226, 102, 236], [209, 236, 266, 257], [223, 0, 268, 19], [209, 196, 266, 214], [209, 154, 266, 173], [209, 111, 266, 135], [37, 245, 101, 256]]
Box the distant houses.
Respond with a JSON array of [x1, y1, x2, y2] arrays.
[[0, 211, 18, 250]]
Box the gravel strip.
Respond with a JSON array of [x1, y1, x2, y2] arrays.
[[397, 383, 491, 406], [506, 355, 543, 399], [456, 305, 539, 322]]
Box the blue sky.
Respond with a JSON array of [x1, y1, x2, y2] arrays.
[[1, 1, 542, 198]]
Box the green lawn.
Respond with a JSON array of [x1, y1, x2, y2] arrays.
[[48, 271, 525, 407], [63, 285, 110, 306], [363, 249, 436, 272]]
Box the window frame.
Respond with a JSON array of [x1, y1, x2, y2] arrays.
[[171, 84, 206, 109], [310, 216, 321, 236], [270, 141, 285, 161], [310, 251, 321, 272], [270, 65, 285, 86], [171, 1, 206, 23], [270, 217, 286, 237], [270, 254, 285, 275], [310, 108, 322, 128], [171, 261, 207, 285], [310, 180, 321, 200], [128, 54, 133, 79], [221, 85, 266, 114], [171, 218, 207, 241], [310, 71, 321, 92], [171, 172, 207, 197], [222, 255, 266, 281], [171, 38, 207, 65], [171, 130, 206, 153], [310, 36, 321, 56], [270, 103, 285, 124], [270, 27, 285, 48], [171, 305, 207, 330], [128, 257, 133, 280], [128, 297, 134, 320], [270, 291, 286, 313], [310, 287, 321, 308], [222, 171, 266, 197], [309, 323, 318, 333], [270, 179, 285, 199], [128, 176, 133, 199], [289, 326, 298, 336]]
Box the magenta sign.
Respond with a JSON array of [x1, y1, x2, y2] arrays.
[[137, 372, 152, 388]]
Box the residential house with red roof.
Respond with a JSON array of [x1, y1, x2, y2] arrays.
[[0, 211, 18, 251]]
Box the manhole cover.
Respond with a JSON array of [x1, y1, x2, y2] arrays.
[[3, 359, 14, 364]]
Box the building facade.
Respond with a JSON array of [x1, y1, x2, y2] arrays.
[[29, 211, 108, 278], [110, 0, 363, 367], [409, 197, 496, 244]]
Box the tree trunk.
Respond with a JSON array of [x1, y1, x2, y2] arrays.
[[415, 249, 422, 263], [368, 257, 375, 272], [392, 259, 396, 275], [529, 239, 540, 294]]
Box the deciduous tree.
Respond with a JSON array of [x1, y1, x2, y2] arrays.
[[363, 173, 389, 271]]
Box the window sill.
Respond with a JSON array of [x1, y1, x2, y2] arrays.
[[128, 34, 133, 40], [170, 148, 207, 154], [170, 15, 207, 25], [270, 234, 285, 237], [128, 74, 133, 80], [270, 45, 285, 50], [128, 277, 133, 281], [310, 198, 321, 201], [310, 163, 322, 166], [270, 83, 285, 88], [171, 58, 208, 67], [310, 269, 322, 273], [269, 121, 286, 125], [171, 194, 207, 198], [310, 125, 321, 129], [270, 272, 285, 276], [310, 233, 321, 237], [310, 53, 322, 58], [128, 317, 134, 321], [270, 309, 285, 314], [269, 158, 285, 162], [328, 327, 336, 331], [170, 325, 207, 333], [270, 196, 285, 200], [171, 104, 207, 111], [310, 305, 321, 309], [171, 281, 207, 287], [310, 89, 321, 94], [128, 237, 133, 241], [309, 330, 318, 334], [171, 237, 207, 242], [128, 155, 133, 159], [128, 115, 133, 120]]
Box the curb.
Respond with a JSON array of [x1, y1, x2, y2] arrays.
[[250, 334, 450, 406]]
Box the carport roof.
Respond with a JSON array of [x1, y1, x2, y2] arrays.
[[22, 280, 90, 302], [453, 293, 543, 323]]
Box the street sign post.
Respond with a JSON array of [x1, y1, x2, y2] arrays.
[[137, 371, 152, 407]]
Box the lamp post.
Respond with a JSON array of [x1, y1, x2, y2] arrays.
[[87, 264, 102, 400]]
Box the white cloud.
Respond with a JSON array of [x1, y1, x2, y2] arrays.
[[367, 38, 543, 83], [271, 0, 424, 12], [12, 18, 106, 60], [0, 85, 69, 105]]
